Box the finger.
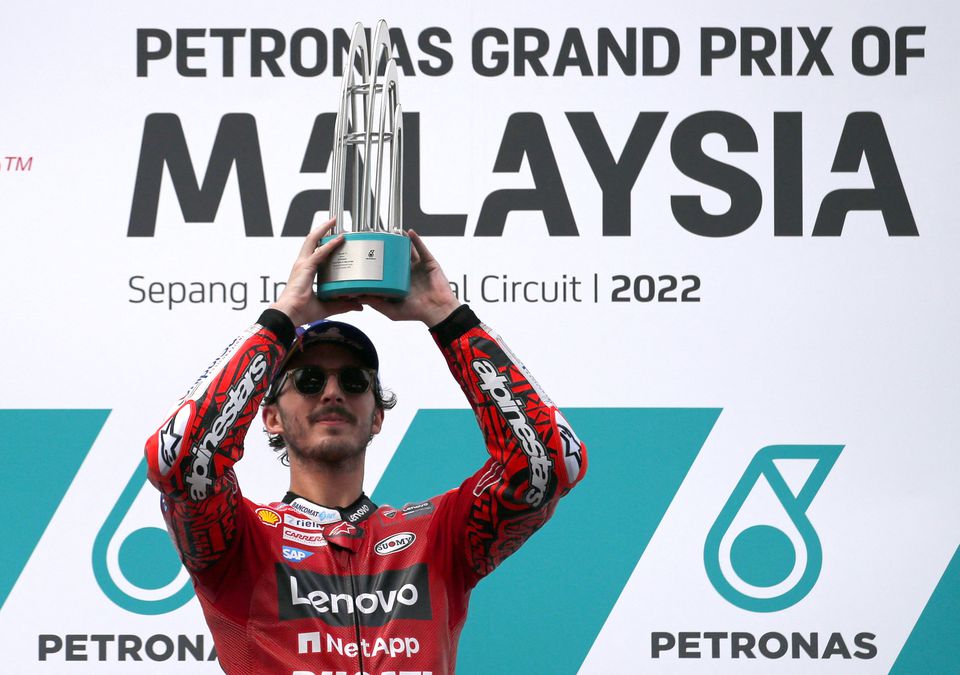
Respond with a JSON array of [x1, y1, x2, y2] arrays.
[[299, 218, 337, 259], [308, 232, 345, 264], [407, 230, 437, 264], [409, 240, 422, 265], [286, 234, 342, 290]]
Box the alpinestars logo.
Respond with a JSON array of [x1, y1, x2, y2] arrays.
[[471, 357, 552, 507], [185, 352, 268, 500], [157, 403, 191, 475], [704, 445, 843, 612]]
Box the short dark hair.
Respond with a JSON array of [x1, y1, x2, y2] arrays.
[[264, 377, 397, 465]]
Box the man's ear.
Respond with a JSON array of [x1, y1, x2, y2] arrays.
[[262, 403, 284, 435], [371, 407, 384, 436]]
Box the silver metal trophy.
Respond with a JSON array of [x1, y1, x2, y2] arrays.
[[318, 20, 410, 299]]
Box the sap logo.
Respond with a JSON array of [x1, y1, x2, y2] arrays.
[[282, 546, 313, 563], [375, 532, 416, 556]]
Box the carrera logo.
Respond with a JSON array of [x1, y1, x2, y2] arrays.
[[283, 527, 327, 547], [277, 563, 431, 627], [256, 508, 280, 527], [375, 532, 416, 556], [284, 514, 325, 530]]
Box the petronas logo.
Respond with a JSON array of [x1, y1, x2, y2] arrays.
[[92, 458, 194, 615], [704, 445, 843, 613]]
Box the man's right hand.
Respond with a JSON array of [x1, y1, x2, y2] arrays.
[[269, 218, 362, 327]]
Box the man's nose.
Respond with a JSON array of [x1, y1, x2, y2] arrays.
[[319, 374, 345, 402]]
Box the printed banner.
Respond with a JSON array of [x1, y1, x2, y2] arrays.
[[1, 1, 957, 673]]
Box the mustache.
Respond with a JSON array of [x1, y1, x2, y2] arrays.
[[308, 406, 358, 424]]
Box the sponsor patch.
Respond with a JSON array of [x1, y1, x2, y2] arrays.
[[282, 546, 314, 563], [375, 532, 416, 556], [401, 501, 434, 519], [277, 562, 432, 626], [283, 527, 327, 547], [284, 514, 326, 530], [256, 508, 281, 527], [289, 498, 342, 524]]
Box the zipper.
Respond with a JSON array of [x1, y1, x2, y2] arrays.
[[348, 554, 365, 675]]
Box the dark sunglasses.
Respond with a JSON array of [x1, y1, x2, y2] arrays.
[[278, 365, 376, 398]]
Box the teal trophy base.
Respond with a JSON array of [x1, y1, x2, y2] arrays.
[[317, 232, 411, 299]]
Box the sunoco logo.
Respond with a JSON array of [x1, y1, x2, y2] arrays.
[[703, 445, 843, 612], [375, 532, 416, 556], [277, 563, 431, 627]]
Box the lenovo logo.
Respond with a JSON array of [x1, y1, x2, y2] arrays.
[[277, 563, 431, 627]]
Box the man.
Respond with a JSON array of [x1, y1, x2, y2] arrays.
[[146, 220, 587, 675]]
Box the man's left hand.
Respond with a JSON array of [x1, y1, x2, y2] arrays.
[[361, 230, 461, 327]]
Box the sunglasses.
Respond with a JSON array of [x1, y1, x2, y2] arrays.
[[277, 365, 376, 398]]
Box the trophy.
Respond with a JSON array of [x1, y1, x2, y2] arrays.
[[318, 20, 411, 299]]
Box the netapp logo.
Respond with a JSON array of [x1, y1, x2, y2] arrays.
[[277, 563, 431, 627]]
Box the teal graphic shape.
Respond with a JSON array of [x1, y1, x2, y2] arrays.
[[92, 457, 194, 614], [891, 544, 960, 674], [373, 408, 719, 675], [0, 409, 110, 610], [704, 445, 842, 613]]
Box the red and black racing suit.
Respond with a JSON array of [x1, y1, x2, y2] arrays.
[[145, 305, 587, 675]]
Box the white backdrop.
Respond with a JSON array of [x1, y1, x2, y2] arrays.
[[1, 1, 958, 673]]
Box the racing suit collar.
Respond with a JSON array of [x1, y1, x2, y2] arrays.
[[281, 491, 378, 525]]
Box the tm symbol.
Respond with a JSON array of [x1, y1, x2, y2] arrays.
[[3, 156, 33, 172]]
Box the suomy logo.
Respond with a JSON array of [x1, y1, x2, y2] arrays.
[[703, 445, 843, 612], [375, 532, 416, 556]]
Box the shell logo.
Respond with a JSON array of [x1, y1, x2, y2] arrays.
[[256, 508, 281, 527]]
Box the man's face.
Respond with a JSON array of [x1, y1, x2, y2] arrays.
[[262, 343, 383, 466]]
